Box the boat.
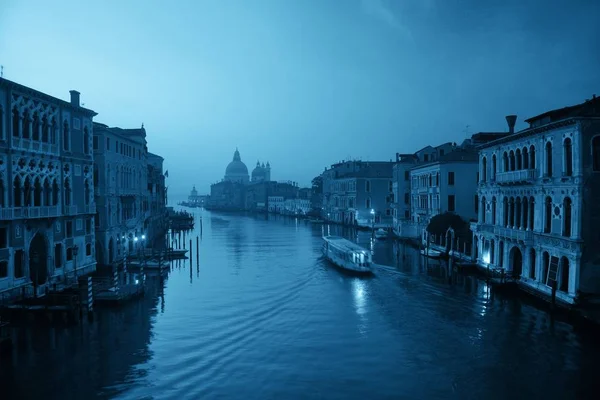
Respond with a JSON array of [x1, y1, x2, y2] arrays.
[[420, 248, 442, 259], [322, 236, 373, 274], [374, 228, 388, 240]]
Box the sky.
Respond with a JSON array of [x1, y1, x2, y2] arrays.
[[1, 0, 599, 199]]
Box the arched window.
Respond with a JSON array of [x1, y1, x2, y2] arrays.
[[23, 176, 32, 207], [63, 121, 70, 151], [0, 106, 3, 139], [492, 154, 497, 179], [563, 197, 572, 237], [481, 196, 486, 223], [12, 108, 20, 137], [41, 116, 49, 143], [32, 112, 40, 141], [43, 178, 51, 206], [503, 197, 509, 226], [83, 127, 90, 155], [509, 197, 515, 227], [13, 176, 22, 207], [529, 196, 535, 231], [498, 241, 504, 268], [22, 110, 30, 139], [516, 149, 522, 170], [515, 197, 521, 229], [544, 196, 552, 233], [482, 157, 487, 181], [545, 141, 553, 177], [509, 151, 516, 171], [560, 257, 570, 292], [491, 196, 497, 225], [51, 117, 57, 144], [0, 177, 5, 208], [593, 136, 600, 172], [522, 147, 529, 169], [503, 152, 509, 172], [52, 179, 60, 206], [64, 178, 71, 206], [530, 145, 536, 170], [529, 248, 536, 280], [429, 174, 432, 186], [522, 197, 528, 230], [563, 138, 573, 176], [33, 177, 42, 206], [490, 239, 495, 265]]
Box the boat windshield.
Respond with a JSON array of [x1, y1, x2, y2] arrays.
[[352, 251, 368, 267]]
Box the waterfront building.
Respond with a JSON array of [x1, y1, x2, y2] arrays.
[[224, 148, 249, 184], [146, 152, 167, 246], [471, 97, 600, 304], [392, 143, 456, 237], [0, 79, 97, 298], [268, 196, 284, 213], [92, 122, 150, 265], [321, 161, 394, 228], [407, 147, 479, 239]]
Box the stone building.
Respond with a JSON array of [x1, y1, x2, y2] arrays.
[[471, 97, 600, 304], [321, 161, 394, 228], [146, 152, 167, 246], [409, 147, 479, 228], [0, 79, 97, 298], [392, 143, 455, 237], [92, 122, 149, 265], [251, 161, 271, 182]]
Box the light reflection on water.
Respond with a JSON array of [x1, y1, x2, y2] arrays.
[[1, 211, 599, 399]]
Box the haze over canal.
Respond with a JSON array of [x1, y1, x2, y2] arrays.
[[2, 209, 599, 399]]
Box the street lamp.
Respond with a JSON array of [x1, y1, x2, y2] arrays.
[[370, 209, 375, 238]]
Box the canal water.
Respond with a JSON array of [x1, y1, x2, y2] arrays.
[[1, 210, 600, 399]]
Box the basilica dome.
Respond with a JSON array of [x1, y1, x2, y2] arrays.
[[224, 148, 249, 183]]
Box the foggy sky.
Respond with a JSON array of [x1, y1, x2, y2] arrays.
[[1, 0, 599, 199]]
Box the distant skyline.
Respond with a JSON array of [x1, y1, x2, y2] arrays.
[[1, 0, 599, 198]]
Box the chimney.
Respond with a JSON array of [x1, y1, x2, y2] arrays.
[[505, 115, 517, 134], [70, 90, 80, 107]]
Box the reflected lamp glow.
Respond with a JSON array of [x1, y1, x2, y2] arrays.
[[370, 209, 375, 215], [141, 234, 146, 240], [134, 237, 138, 242], [482, 251, 491, 264]]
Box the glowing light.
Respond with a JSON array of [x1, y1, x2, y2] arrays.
[[134, 237, 138, 242], [135, 279, 139, 285], [141, 235, 146, 240], [370, 209, 375, 215], [482, 251, 490, 264]]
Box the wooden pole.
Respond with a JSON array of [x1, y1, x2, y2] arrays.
[[189, 239, 193, 268], [196, 236, 199, 267]]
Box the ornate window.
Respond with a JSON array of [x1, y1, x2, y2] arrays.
[[545, 141, 553, 177], [544, 196, 552, 233], [503, 152, 508, 172], [83, 127, 90, 155], [563, 138, 573, 176], [491, 155, 496, 179], [522, 147, 529, 169], [12, 108, 19, 137], [491, 197, 497, 225], [563, 197, 572, 237], [530, 145, 536, 170], [509, 151, 515, 171], [481, 157, 487, 181]]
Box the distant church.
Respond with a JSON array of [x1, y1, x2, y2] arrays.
[[223, 148, 271, 184]]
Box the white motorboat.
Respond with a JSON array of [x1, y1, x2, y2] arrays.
[[322, 236, 373, 274], [374, 228, 388, 240]]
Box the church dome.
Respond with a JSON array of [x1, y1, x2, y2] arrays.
[[225, 148, 249, 182]]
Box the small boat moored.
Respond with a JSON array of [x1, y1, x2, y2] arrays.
[[322, 236, 373, 275], [374, 228, 388, 240]]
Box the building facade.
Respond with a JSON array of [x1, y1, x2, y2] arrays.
[[322, 161, 394, 228], [410, 148, 479, 226], [0, 79, 97, 298], [471, 100, 600, 304], [92, 122, 149, 265], [146, 152, 167, 246]]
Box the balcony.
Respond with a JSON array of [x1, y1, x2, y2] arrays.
[[12, 137, 59, 155], [495, 169, 536, 185], [471, 223, 495, 234], [64, 205, 78, 216], [83, 204, 96, 214], [494, 226, 533, 242], [0, 206, 60, 220]]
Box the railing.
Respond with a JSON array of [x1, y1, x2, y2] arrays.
[[64, 205, 78, 215], [0, 206, 60, 220], [494, 226, 533, 241], [472, 223, 495, 234], [83, 204, 96, 214], [496, 169, 536, 184], [12, 137, 59, 155]]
